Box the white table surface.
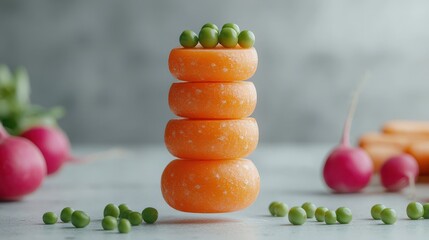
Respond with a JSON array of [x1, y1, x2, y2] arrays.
[[1, 144, 428, 240]]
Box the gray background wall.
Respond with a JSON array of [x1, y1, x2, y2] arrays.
[[1, 0, 429, 145]]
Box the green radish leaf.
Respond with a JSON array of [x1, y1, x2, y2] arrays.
[[17, 115, 57, 133], [1, 115, 19, 133], [14, 67, 30, 105], [22, 105, 45, 116], [0, 100, 11, 117], [22, 105, 65, 119], [47, 106, 65, 118], [0, 65, 12, 87], [0, 65, 14, 98], [0, 65, 65, 135]]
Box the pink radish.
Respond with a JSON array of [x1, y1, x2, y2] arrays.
[[21, 126, 70, 175], [0, 123, 46, 200], [322, 78, 373, 193], [380, 154, 419, 192]]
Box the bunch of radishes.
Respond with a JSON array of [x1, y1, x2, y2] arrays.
[[0, 65, 71, 200], [322, 80, 419, 194]]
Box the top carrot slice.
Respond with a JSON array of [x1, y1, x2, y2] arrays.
[[168, 46, 258, 82]]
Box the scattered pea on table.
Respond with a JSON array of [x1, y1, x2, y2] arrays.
[[301, 202, 317, 219], [336, 207, 352, 224], [406, 202, 424, 220], [42, 212, 58, 225], [128, 212, 143, 226], [423, 203, 429, 219], [269, 201, 288, 217], [60, 207, 74, 223], [71, 210, 90, 228], [325, 210, 337, 225], [118, 219, 131, 234], [118, 204, 129, 216], [104, 203, 120, 218], [380, 208, 397, 225], [102, 216, 117, 230], [142, 207, 158, 224], [371, 204, 386, 220], [120, 209, 133, 219], [315, 207, 328, 222], [288, 207, 307, 225]]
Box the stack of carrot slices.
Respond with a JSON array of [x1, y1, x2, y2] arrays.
[[162, 45, 260, 213]]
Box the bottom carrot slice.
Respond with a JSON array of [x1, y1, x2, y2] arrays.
[[161, 159, 260, 213]]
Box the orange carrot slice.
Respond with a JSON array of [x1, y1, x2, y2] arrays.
[[164, 118, 258, 160], [383, 120, 429, 136], [361, 144, 404, 173], [168, 46, 258, 82], [359, 132, 412, 149], [407, 141, 429, 175], [169, 82, 257, 119], [161, 158, 260, 213]]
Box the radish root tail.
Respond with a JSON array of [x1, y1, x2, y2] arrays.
[[68, 148, 127, 164], [406, 173, 416, 200], [340, 71, 371, 146]]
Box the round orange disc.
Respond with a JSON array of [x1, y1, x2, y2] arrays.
[[168, 82, 257, 119], [161, 158, 260, 213], [164, 118, 258, 160], [168, 46, 258, 82]]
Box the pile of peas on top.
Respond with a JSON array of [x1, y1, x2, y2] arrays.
[[179, 22, 255, 49]]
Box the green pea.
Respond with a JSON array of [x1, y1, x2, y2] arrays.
[[423, 203, 429, 219], [370, 204, 386, 220], [71, 210, 90, 228], [301, 202, 317, 218], [380, 208, 397, 224], [179, 30, 199, 48], [102, 216, 117, 230], [201, 23, 219, 32], [118, 219, 131, 234], [336, 207, 352, 224], [104, 203, 120, 218], [128, 212, 143, 226], [269, 201, 281, 216], [219, 27, 238, 48], [406, 202, 424, 220], [42, 212, 58, 225], [315, 207, 328, 222], [198, 27, 218, 48], [325, 210, 337, 225], [268, 201, 288, 217], [119, 209, 133, 219], [118, 204, 129, 216], [60, 207, 74, 223], [142, 207, 158, 224], [238, 30, 255, 48], [222, 23, 240, 34], [288, 207, 307, 225]]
